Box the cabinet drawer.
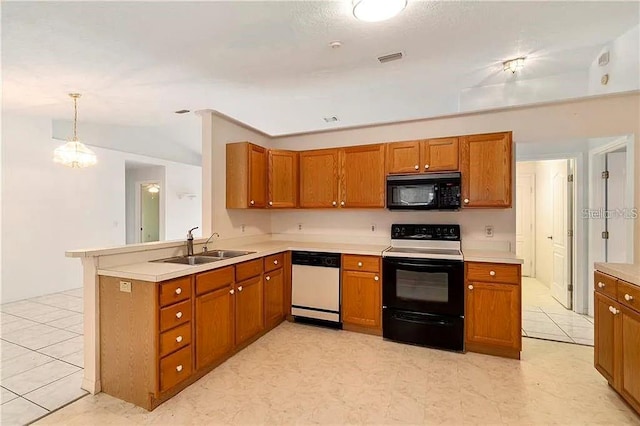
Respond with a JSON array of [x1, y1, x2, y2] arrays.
[[466, 262, 520, 285], [196, 266, 234, 295], [342, 255, 380, 273], [264, 253, 284, 272], [159, 277, 191, 307], [159, 300, 191, 332], [595, 271, 618, 299], [235, 259, 262, 282], [159, 345, 192, 393], [159, 322, 191, 358], [617, 280, 640, 313]]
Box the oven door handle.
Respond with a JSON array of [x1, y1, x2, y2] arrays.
[[389, 261, 457, 272]]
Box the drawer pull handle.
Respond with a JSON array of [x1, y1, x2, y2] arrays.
[[468, 285, 474, 290], [238, 286, 243, 292], [598, 282, 605, 288], [230, 289, 234, 295], [274, 260, 278, 265], [176, 336, 183, 343], [414, 165, 419, 170], [374, 276, 379, 281], [175, 311, 183, 319], [625, 294, 634, 301], [176, 365, 183, 372], [266, 276, 271, 281], [489, 271, 496, 276], [357, 262, 363, 267], [175, 288, 182, 295]]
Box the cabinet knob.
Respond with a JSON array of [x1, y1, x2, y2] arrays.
[[230, 289, 234, 295], [625, 294, 634, 301], [274, 260, 278, 265], [175, 311, 183, 319], [414, 165, 419, 170], [468, 285, 474, 290], [463, 198, 470, 204], [341, 201, 345, 206], [597, 282, 605, 288], [424, 164, 430, 170], [175, 288, 182, 295], [374, 276, 379, 281], [357, 262, 363, 267], [176, 365, 183, 372], [332, 201, 337, 206], [266, 276, 271, 281], [176, 335, 183, 343], [269, 201, 273, 206], [250, 200, 255, 205], [238, 286, 243, 292], [609, 306, 620, 315], [489, 271, 496, 276]]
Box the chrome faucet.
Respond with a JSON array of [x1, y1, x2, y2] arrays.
[[202, 232, 220, 253], [186, 227, 199, 256]]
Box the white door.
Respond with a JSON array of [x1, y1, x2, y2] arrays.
[[515, 173, 535, 276], [606, 151, 627, 262], [550, 160, 572, 309]]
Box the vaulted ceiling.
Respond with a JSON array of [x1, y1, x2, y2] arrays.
[[3, 1, 639, 154]]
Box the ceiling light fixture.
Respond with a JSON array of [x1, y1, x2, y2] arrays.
[[503, 57, 525, 74], [352, 0, 407, 22], [147, 184, 160, 194], [53, 93, 97, 168]]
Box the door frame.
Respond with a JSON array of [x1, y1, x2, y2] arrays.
[[515, 169, 536, 277], [516, 152, 584, 314], [135, 179, 165, 243]]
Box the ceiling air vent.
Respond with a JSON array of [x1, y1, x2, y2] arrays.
[[323, 116, 339, 123], [378, 51, 403, 64], [174, 109, 190, 114]]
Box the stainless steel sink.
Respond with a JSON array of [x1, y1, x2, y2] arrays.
[[200, 250, 255, 258], [152, 255, 223, 265]]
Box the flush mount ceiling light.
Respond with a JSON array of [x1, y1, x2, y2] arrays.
[[53, 93, 97, 168], [503, 57, 525, 74], [353, 0, 407, 22], [147, 184, 160, 194]]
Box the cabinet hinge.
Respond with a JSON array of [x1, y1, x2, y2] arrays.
[[567, 174, 574, 183], [602, 231, 609, 240], [568, 284, 574, 292], [602, 171, 609, 179]]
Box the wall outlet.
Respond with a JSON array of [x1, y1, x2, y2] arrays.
[[119, 281, 132, 293], [298, 223, 303, 231], [485, 225, 494, 238], [371, 224, 376, 232], [241, 224, 245, 233]]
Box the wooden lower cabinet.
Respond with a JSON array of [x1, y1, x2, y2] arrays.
[[464, 262, 521, 359], [235, 275, 264, 346], [264, 267, 285, 329], [594, 291, 619, 384], [195, 284, 235, 369], [341, 255, 382, 335], [620, 306, 640, 410]]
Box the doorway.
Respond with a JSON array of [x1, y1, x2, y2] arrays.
[[140, 182, 161, 243]]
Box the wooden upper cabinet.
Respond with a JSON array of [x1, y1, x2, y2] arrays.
[[299, 148, 340, 208], [268, 150, 298, 208], [339, 144, 385, 208], [226, 142, 267, 208], [386, 141, 422, 174], [460, 132, 512, 208], [422, 137, 459, 172]]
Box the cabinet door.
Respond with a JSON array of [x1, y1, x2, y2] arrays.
[[235, 275, 264, 346], [248, 144, 267, 208], [460, 132, 512, 208], [465, 281, 520, 349], [594, 292, 621, 386], [421, 137, 459, 172], [299, 149, 339, 208], [342, 270, 381, 329], [620, 306, 640, 409], [268, 150, 298, 208], [195, 285, 234, 369], [264, 267, 284, 329], [340, 144, 385, 208], [386, 141, 421, 174]]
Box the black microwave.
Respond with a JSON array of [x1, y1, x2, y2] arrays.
[[386, 172, 461, 210]]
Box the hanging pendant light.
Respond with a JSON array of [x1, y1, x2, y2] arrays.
[[53, 93, 97, 168]]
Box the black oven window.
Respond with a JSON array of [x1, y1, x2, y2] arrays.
[[396, 270, 448, 303]]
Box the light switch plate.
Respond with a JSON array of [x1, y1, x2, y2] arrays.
[[120, 281, 132, 293]]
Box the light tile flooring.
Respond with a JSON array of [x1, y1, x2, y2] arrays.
[[1, 289, 87, 426], [522, 276, 594, 346], [37, 321, 639, 425]]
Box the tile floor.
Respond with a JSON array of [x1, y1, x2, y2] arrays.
[[36, 321, 639, 425], [522, 276, 594, 346], [1, 288, 87, 426]]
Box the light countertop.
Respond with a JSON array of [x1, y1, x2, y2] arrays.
[[461, 250, 523, 265], [595, 262, 640, 287]]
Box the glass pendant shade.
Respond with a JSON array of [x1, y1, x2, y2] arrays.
[[53, 139, 97, 168]]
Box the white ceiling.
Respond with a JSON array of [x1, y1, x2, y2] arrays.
[[3, 1, 639, 148]]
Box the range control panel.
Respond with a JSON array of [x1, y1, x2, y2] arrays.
[[391, 224, 461, 241]]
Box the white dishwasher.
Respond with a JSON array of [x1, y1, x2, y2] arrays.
[[291, 251, 341, 326]]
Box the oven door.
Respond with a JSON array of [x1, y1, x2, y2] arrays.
[[382, 257, 464, 316]]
